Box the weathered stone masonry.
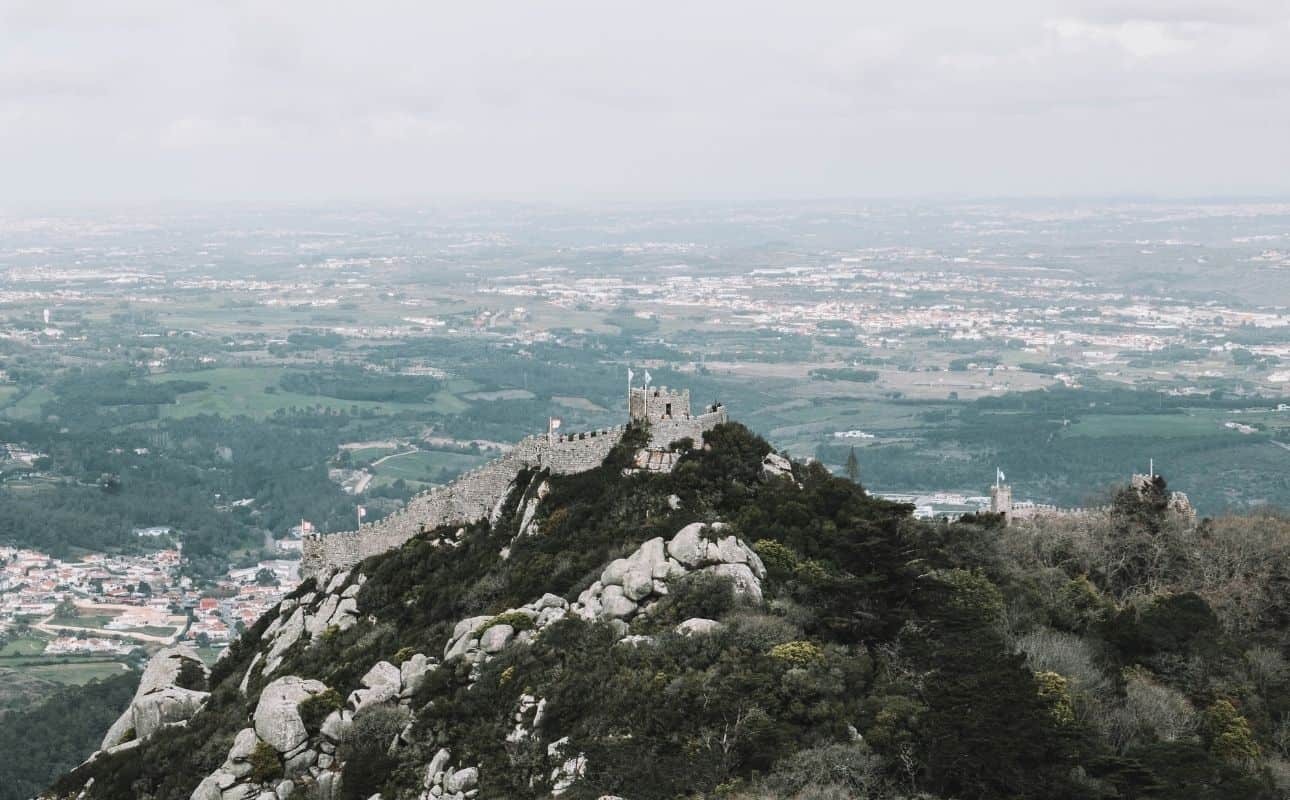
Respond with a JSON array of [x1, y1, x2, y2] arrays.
[[301, 387, 726, 578]]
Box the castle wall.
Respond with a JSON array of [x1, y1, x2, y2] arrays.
[[302, 394, 730, 579], [647, 408, 726, 449], [302, 423, 649, 578], [539, 426, 626, 474]]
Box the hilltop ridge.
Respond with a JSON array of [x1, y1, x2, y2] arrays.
[[302, 386, 726, 578], [40, 414, 1290, 800]]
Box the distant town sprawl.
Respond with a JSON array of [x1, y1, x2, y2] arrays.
[[0, 544, 298, 658], [0, 200, 1287, 581]]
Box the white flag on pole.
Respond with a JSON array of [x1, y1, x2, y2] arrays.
[[627, 367, 635, 387], [643, 369, 652, 386], [550, 416, 562, 431], [997, 468, 1006, 483]]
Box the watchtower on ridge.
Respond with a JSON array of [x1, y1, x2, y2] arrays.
[[629, 385, 691, 424]]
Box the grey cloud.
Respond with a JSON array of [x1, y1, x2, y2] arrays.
[[0, 0, 1287, 208]]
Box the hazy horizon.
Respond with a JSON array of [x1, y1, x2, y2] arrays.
[[3, 0, 1290, 210]]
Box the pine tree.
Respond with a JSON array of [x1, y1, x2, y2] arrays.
[[845, 446, 860, 483]]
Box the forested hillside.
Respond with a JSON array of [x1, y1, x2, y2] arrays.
[[0, 672, 136, 800], [45, 423, 1290, 799]]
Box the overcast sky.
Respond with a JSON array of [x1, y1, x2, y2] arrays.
[[3, 0, 1289, 209]]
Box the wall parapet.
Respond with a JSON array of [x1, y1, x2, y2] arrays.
[[301, 394, 729, 579]]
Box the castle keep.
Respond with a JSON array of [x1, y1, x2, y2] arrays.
[[301, 386, 726, 578]]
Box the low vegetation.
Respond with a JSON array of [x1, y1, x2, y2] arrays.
[[43, 423, 1290, 799]]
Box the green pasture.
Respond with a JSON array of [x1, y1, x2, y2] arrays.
[[349, 445, 399, 462], [19, 660, 130, 685], [0, 386, 53, 420], [0, 634, 49, 657], [1065, 412, 1241, 439], [371, 449, 486, 483], [147, 367, 470, 419]]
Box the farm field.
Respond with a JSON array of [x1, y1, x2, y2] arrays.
[[147, 367, 469, 419], [1065, 409, 1290, 440], [0, 634, 49, 657], [0, 387, 53, 420], [0, 632, 132, 695], [1065, 412, 1239, 439], [18, 660, 130, 685], [370, 448, 487, 485]]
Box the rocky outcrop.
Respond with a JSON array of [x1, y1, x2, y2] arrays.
[[676, 617, 723, 636], [571, 522, 766, 621], [762, 451, 795, 481], [254, 676, 328, 753], [517, 479, 550, 538], [442, 522, 764, 668], [192, 651, 437, 800], [101, 645, 209, 752], [256, 573, 364, 678], [548, 737, 587, 796], [443, 595, 564, 666], [418, 747, 480, 800]]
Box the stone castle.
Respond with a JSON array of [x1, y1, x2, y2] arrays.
[[989, 473, 1194, 524], [301, 386, 726, 578]]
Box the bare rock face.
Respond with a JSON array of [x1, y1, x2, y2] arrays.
[[676, 618, 723, 636], [699, 563, 764, 604], [665, 523, 709, 568], [253, 676, 328, 753], [572, 521, 765, 622], [442, 521, 766, 672], [762, 452, 794, 480], [263, 607, 305, 674], [102, 645, 210, 750], [254, 575, 364, 684], [400, 653, 433, 697], [348, 660, 402, 712], [132, 686, 210, 740], [480, 624, 515, 653]]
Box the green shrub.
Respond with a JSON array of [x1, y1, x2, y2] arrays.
[[298, 688, 343, 732], [1109, 592, 1220, 662], [1034, 671, 1074, 725], [174, 657, 207, 692], [753, 539, 798, 578], [1052, 575, 1111, 632], [637, 572, 737, 632], [476, 610, 535, 635], [932, 568, 1005, 624], [338, 705, 412, 800], [245, 741, 281, 784], [769, 640, 825, 667], [1201, 699, 1259, 763], [793, 559, 829, 585]]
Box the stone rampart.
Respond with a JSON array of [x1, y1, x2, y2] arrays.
[[301, 401, 729, 579], [302, 425, 646, 578], [647, 407, 727, 449]]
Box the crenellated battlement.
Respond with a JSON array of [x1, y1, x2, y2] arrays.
[[300, 387, 727, 578]]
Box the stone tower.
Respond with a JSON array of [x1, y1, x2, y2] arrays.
[[990, 483, 1013, 517], [629, 386, 691, 424]]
